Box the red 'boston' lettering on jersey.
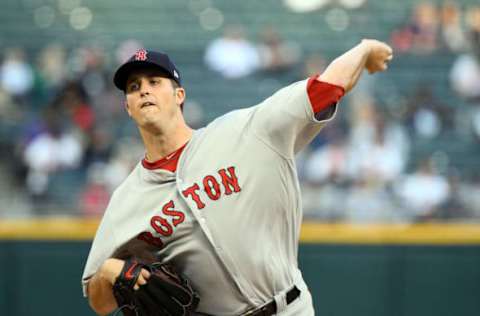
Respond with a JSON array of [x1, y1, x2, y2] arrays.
[[218, 166, 241, 195], [182, 166, 242, 209], [162, 200, 185, 226], [139, 201, 187, 247], [182, 183, 206, 209], [151, 215, 173, 236], [137, 231, 164, 248], [203, 175, 221, 200]]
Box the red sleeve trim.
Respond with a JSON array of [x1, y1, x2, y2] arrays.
[[307, 75, 345, 114]]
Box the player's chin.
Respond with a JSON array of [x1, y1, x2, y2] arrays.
[[141, 118, 164, 133], [139, 107, 162, 119]]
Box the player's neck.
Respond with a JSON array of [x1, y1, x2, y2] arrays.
[[141, 125, 193, 163]]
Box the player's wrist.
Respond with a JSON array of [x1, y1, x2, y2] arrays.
[[100, 258, 124, 285]]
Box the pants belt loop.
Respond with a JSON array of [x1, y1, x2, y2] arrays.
[[273, 289, 288, 314]]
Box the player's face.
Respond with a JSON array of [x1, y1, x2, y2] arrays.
[[124, 68, 185, 134]]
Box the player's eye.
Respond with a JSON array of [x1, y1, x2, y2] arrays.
[[127, 82, 139, 92], [150, 79, 160, 85]]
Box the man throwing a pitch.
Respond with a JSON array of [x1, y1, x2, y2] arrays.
[[82, 39, 392, 315]]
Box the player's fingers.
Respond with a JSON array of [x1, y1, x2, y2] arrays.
[[385, 45, 393, 55], [137, 274, 147, 287], [368, 62, 387, 74], [377, 59, 388, 70], [141, 268, 151, 280]]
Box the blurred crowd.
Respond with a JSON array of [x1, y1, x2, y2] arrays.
[[390, 1, 480, 101], [0, 1, 479, 223], [0, 43, 144, 217], [299, 1, 480, 222], [298, 95, 479, 223]]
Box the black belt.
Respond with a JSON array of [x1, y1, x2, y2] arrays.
[[241, 286, 301, 316]]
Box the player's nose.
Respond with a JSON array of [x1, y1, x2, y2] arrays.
[[139, 79, 151, 96]]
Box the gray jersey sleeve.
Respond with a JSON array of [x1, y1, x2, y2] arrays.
[[249, 79, 336, 158], [81, 210, 117, 297]]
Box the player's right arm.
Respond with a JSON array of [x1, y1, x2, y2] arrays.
[[87, 258, 124, 315], [319, 39, 393, 92], [249, 38, 392, 158], [87, 258, 150, 315]]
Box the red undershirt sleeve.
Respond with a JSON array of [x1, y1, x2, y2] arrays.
[[307, 74, 345, 120]]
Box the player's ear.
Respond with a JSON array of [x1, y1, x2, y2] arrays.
[[124, 99, 132, 116], [175, 87, 185, 107]]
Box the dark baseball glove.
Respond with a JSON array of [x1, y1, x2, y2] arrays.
[[111, 239, 199, 316]]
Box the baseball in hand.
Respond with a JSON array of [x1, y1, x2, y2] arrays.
[[362, 39, 393, 74]]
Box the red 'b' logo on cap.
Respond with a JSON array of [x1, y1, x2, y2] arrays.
[[134, 49, 148, 61]]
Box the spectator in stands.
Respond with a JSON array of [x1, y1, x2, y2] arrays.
[[56, 81, 95, 132], [83, 126, 114, 167], [256, 26, 301, 74], [449, 5, 480, 102], [458, 174, 480, 220], [80, 162, 110, 217], [410, 1, 439, 53], [204, 25, 260, 78], [449, 54, 480, 101], [391, 2, 439, 54], [395, 158, 450, 221], [301, 181, 348, 221], [37, 44, 68, 91], [0, 87, 22, 130], [352, 116, 407, 184], [103, 137, 144, 192], [466, 6, 480, 58], [404, 85, 451, 138], [22, 108, 83, 205], [347, 99, 409, 184], [344, 178, 398, 223], [437, 171, 472, 220], [301, 128, 350, 221], [78, 46, 109, 98], [0, 48, 34, 102], [439, 1, 467, 52], [470, 107, 480, 142], [304, 132, 349, 185]]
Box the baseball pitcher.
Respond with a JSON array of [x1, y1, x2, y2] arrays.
[[82, 39, 392, 315]]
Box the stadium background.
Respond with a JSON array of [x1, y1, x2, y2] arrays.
[[1, 0, 480, 315]]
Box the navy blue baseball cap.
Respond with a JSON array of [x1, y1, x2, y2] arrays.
[[113, 49, 182, 91]]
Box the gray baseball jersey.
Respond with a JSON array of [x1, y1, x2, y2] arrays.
[[82, 78, 338, 315]]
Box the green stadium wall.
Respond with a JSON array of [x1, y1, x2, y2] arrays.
[[0, 241, 479, 316]]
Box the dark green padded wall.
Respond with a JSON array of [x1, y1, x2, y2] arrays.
[[0, 241, 479, 316]]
